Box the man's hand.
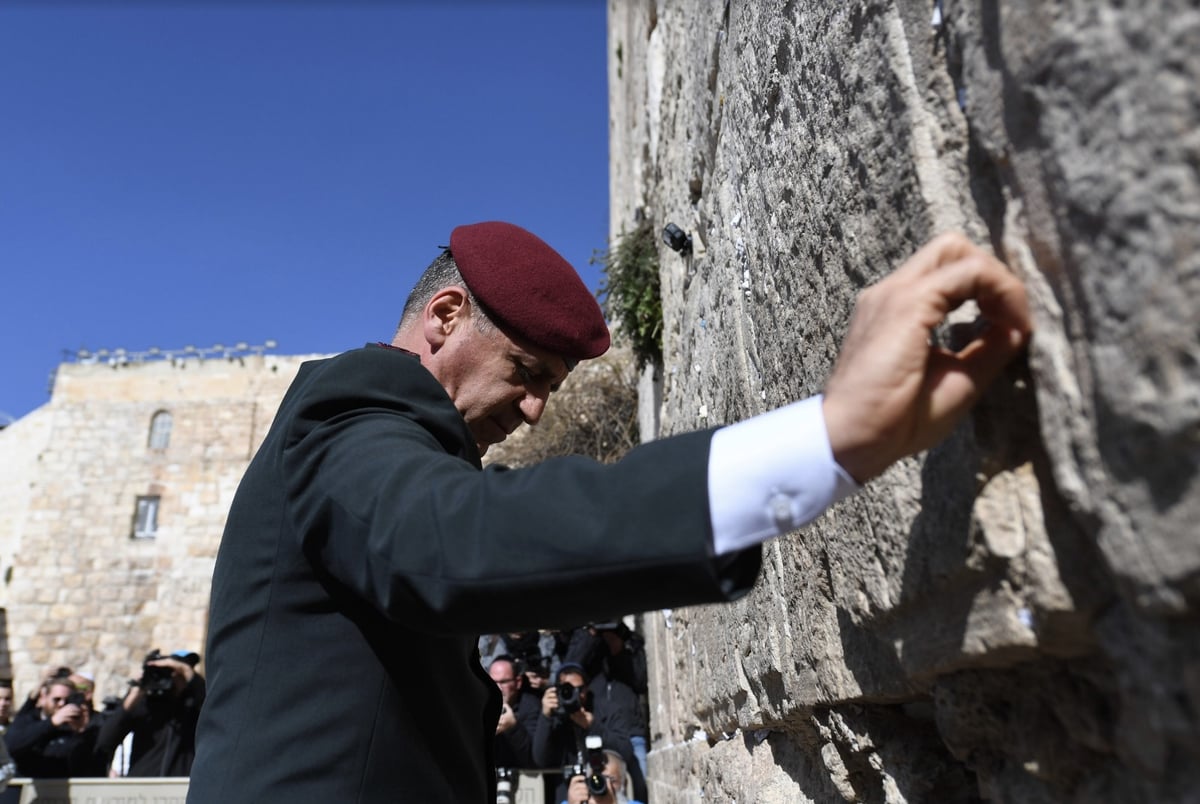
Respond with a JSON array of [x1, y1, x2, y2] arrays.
[[146, 657, 195, 695], [565, 773, 616, 804], [50, 702, 86, 733], [540, 685, 559, 718], [496, 702, 517, 735], [565, 774, 591, 804], [823, 233, 1032, 482], [568, 707, 593, 731]]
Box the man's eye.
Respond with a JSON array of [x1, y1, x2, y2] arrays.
[[515, 364, 533, 383]]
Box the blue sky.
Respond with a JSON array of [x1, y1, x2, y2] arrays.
[[0, 1, 610, 422]]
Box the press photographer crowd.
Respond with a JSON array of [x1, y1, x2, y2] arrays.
[[0, 648, 205, 782], [481, 622, 648, 804], [0, 624, 643, 804]]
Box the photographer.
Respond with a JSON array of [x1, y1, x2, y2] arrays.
[[96, 649, 206, 777], [532, 663, 646, 803], [488, 655, 539, 772], [564, 749, 637, 804], [501, 630, 568, 693], [5, 675, 105, 777], [564, 624, 647, 696], [565, 622, 650, 779]]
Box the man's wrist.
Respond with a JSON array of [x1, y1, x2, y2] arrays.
[[708, 395, 859, 555]]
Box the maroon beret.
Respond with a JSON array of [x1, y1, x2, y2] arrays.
[[449, 221, 610, 361]]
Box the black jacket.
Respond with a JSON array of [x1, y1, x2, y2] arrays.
[[5, 710, 105, 779], [494, 687, 541, 770], [188, 345, 760, 803], [96, 673, 205, 776]]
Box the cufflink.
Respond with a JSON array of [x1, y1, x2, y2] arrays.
[[768, 491, 798, 532]]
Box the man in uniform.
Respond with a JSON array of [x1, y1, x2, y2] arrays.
[[188, 222, 1031, 802]]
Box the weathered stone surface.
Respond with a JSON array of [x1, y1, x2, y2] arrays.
[[610, 0, 1198, 800]]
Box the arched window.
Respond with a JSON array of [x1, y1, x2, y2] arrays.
[[148, 410, 172, 450]]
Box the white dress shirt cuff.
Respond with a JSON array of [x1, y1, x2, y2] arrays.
[[707, 395, 859, 556]]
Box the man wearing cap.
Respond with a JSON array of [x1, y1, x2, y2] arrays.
[[533, 661, 646, 803], [189, 223, 1030, 802], [97, 649, 205, 777]]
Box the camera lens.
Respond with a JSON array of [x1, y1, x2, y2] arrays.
[[556, 682, 583, 714]]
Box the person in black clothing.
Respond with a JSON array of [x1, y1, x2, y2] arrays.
[[532, 662, 646, 803], [5, 676, 105, 778], [97, 650, 206, 777], [9, 667, 71, 734], [0, 679, 16, 729], [186, 224, 1032, 802], [494, 630, 570, 694], [488, 655, 539, 770], [565, 623, 650, 780], [565, 623, 647, 696]]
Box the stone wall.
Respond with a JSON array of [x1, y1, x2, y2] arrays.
[[608, 1, 1198, 801], [0, 354, 321, 700]]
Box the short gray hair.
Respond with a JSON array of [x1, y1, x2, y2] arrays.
[[396, 250, 495, 336], [603, 749, 630, 803]]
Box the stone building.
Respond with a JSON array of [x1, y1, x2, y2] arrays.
[[0, 350, 324, 702], [608, 1, 1198, 802]]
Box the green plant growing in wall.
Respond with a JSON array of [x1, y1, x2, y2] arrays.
[[593, 218, 663, 369]]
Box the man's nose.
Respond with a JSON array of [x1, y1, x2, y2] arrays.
[[519, 391, 548, 425]]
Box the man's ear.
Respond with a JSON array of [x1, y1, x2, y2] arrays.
[[422, 286, 470, 348]]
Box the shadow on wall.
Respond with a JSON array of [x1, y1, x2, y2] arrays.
[[829, 354, 1125, 800]]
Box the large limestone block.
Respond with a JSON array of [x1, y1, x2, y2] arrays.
[[945, 0, 1200, 615], [611, 0, 1199, 800]]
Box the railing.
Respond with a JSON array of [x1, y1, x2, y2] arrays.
[[0, 771, 553, 803], [2, 777, 188, 803]]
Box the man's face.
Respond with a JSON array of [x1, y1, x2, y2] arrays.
[[69, 675, 94, 706], [42, 682, 73, 717], [602, 755, 624, 799], [435, 309, 569, 455], [488, 660, 522, 705], [559, 671, 586, 693], [0, 687, 13, 722]]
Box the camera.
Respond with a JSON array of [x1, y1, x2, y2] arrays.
[[516, 653, 549, 680], [555, 681, 585, 715], [662, 222, 693, 255], [139, 650, 175, 698], [563, 735, 608, 797], [495, 766, 514, 804], [66, 691, 87, 707]]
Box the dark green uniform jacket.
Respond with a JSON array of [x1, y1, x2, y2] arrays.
[[187, 344, 760, 803]]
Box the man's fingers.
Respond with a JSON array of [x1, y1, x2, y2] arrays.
[[891, 232, 978, 279], [921, 251, 1032, 335], [870, 236, 1030, 346], [825, 232, 1032, 481], [925, 323, 1027, 425], [889, 232, 1031, 335]]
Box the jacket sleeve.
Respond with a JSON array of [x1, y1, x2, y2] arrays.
[[497, 719, 534, 769], [531, 712, 563, 769], [94, 706, 134, 760], [5, 716, 56, 757], [278, 348, 762, 635]]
